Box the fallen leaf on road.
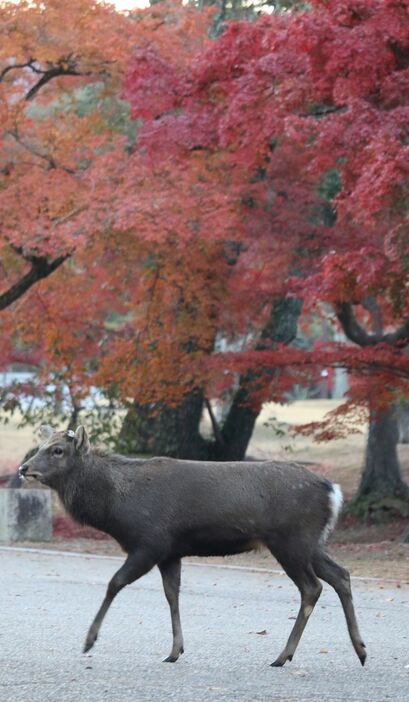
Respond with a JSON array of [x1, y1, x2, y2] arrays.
[[256, 629, 268, 635], [291, 670, 309, 677]]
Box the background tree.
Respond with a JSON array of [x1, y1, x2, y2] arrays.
[[119, 0, 409, 503], [0, 0, 209, 309], [0, 0, 134, 308], [2, 1, 309, 460], [2, 0, 409, 514]]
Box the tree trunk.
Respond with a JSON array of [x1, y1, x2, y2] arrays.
[[118, 297, 301, 461], [209, 385, 259, 460], [117, 390, 209, 459], [117, 402, 155, 455], [211, 297, 302, 460], [335, 302, 409, 513], [358, 405, 409, 500], [397, 401, 409, 444]]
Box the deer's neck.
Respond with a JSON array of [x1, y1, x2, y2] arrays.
[[57, 465, 114, 532]]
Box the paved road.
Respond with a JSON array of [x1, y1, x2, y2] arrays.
[[0, 547, 408, 702]]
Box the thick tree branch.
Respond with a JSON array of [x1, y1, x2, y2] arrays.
[[361, 296, 383, 336], [3, 55, 100, 97], [25, 65, 83, 101], [336, 302, 381, 346], [383, 318, 409, 345], [0, 57, 86, 100], [336, 301, 409, 347], [0, 254, 69, 311], [1, 203, 85, 311]]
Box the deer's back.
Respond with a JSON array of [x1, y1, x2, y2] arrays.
[[110, 457, 332, 556]]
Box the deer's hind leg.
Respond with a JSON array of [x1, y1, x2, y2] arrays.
[[267, 542, 323, 667], [159, 557, 184, 663], [313, 549, 366, 666]]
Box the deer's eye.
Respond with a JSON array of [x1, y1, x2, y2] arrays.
[[52, 447, 64, 457]]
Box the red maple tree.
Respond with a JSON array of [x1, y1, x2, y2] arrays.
[[119, 0, 409, 502], [0, 0, 211, 309], [2, 1, 408, 509]]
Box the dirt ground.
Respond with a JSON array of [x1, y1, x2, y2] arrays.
[[1, 400, 408, 582]]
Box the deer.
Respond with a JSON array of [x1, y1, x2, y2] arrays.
[[19, 424, 366, 668]]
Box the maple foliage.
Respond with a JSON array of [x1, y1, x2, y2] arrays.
[[0, 0, 129, 261], [0, 0, 211, 306], [1, 0, 409, 488], [118, 0, 409, 409], [0, 1, 229, 414]]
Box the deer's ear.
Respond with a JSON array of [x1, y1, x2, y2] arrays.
[[39, 425, 54, 441], [74, 425, 90, 454]]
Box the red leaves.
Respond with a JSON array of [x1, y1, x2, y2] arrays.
[[2, 0, 409, 431], [310, 249, 394, 304], [124, 50, 184, 121], [114, 0, 409, 414], [209, 341, 409, 423]]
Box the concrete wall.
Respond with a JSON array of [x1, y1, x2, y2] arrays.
[[0, 489, 52, 542]]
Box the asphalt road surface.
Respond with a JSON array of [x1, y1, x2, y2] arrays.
[[0, 547, 408, 702]]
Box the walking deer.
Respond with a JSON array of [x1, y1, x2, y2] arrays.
[[19, 425, 366, 667]]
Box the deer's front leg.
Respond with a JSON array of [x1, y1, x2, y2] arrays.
[[84, 551, 155, 653]]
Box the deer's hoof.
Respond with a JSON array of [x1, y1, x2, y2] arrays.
[[270, 653, 291, 667], [358, 643, 367, 666], [163, 647, 183, 663], [83, 636, 97, 654]]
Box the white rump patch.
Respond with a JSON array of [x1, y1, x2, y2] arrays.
[[320, 483, 343, 544]]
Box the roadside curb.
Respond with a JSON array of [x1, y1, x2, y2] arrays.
[[1, 544, 407, 586]]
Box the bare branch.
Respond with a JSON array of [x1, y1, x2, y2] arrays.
[[7, 127, 58, 170], [0, 253, 70, 311], [1, 55, 113, 102], [7, 125, 78, 175], [0, 59, 36, 82], [1, 56, 83, 100], [25, 64, 82, 101]]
